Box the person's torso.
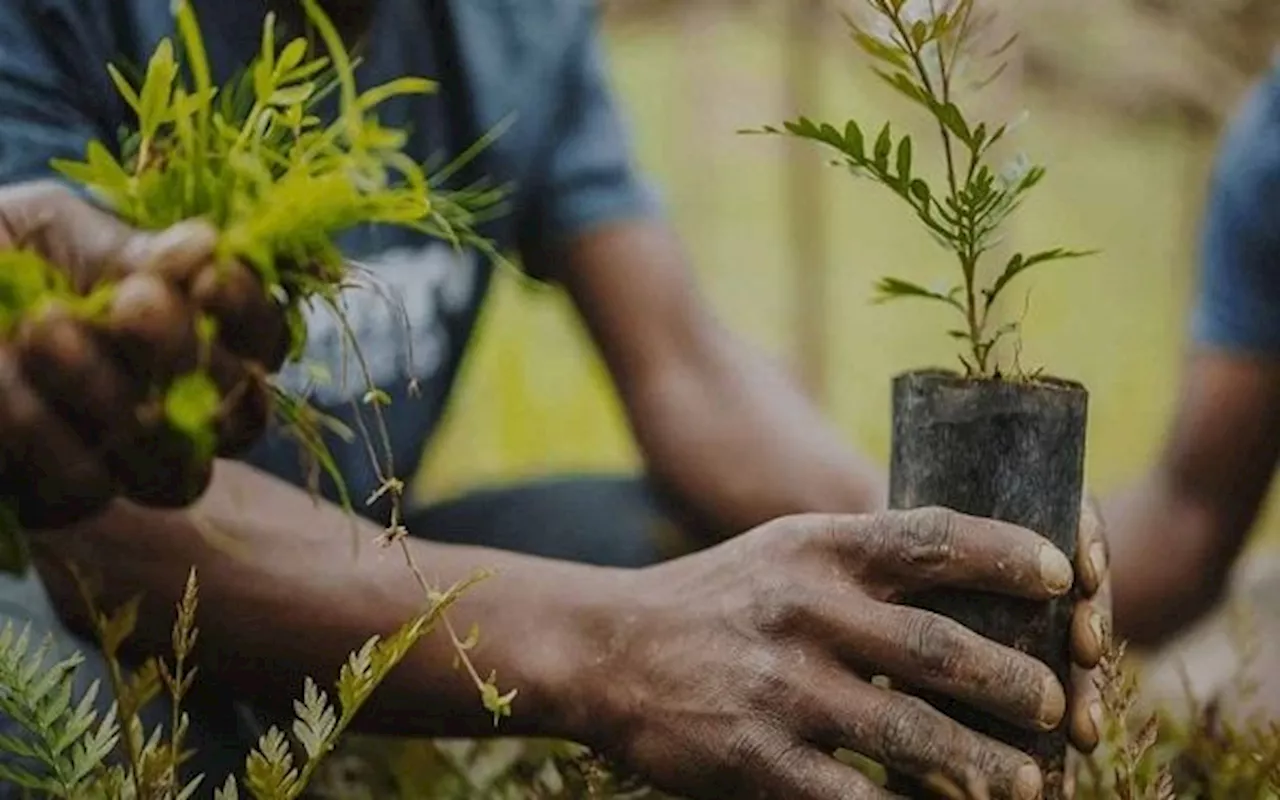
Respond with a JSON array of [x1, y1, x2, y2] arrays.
[[78, 0, 586, 520]]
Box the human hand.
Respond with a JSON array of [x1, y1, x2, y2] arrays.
[[0, 181, 289, 527], [579, 508, 1081, 799]]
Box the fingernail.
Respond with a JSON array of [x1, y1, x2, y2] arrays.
[[1089, 542, 1107, 584], [1039, 546, 1073, 594], [1038, 674, 1066, 730], [1014, 762, 1043, 800]]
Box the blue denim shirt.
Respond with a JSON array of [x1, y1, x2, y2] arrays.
[[1194, 58, 1280, 355], [0, 0, 659, 518]]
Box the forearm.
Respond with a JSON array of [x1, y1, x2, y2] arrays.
[[30, 459, 622, 741], [629, 327, 886, 538], [1104, 475, 1241, 649]]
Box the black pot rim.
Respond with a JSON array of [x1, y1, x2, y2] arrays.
[[894, 366, 1086, 395]]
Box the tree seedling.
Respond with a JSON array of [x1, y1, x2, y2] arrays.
[[745, 0, 1095, 378]]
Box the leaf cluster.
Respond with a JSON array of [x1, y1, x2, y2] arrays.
[[0, 566, 478, 800], [745, 0, 1095, 377]]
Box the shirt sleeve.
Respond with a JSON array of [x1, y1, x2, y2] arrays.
[[0, 0, 117, 188], [515, 9, 663, 277], [1192, 66, 1280, 355]]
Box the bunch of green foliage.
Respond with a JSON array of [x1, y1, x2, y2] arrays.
[[745, 0, 1094, 378]]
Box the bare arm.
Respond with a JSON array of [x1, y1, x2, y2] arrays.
[[1105, 350, 1280, 648], [555, 219, 887, 539], [34, 457, 1102, 798], [32, 459, 619, 741]]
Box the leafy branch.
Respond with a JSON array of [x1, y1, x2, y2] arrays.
[[744, 0, 1095, 377]]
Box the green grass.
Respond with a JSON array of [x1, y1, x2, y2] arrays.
[[416, 7, 1280, 545]]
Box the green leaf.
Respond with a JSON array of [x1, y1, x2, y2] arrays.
[[873, 69, 931, 110], [937, 102, 971, 146], [106, 63, 142, 113], [896, 136, 913, 184], [909, 179, 931, 205], [873, 123, 892, 171], [910, 20, 929, 47], [164, 372, 221, 459], [355, 76, 437, 111], [268, 83, 315, 107], [843, 120, 865, 159], [275, 38, 309, 78], [872, 277, 962, 310], [844, 16, 911, 70], [986, 248, 1097, 306], [138, 38, 178, 138]]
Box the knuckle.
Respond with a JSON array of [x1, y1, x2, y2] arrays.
[[878, 696, 943, 769], [903, 613, 966, 680], [747, 576, 818, 636], [898, 506, 959, 566], [726, 725, 784, 775]]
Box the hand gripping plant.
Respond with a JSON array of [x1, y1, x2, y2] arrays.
[[749, 0, 1095, 794]]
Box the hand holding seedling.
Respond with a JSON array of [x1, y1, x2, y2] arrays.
[[0, 181, 285, 529], [581, 507, 1107, 800]]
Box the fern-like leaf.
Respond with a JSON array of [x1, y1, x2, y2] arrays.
[[0, 621, 121, 795]]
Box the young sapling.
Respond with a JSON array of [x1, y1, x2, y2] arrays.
[[747, 1, 1095, 794]]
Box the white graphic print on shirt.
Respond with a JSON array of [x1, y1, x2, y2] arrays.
[[274, 243, 481, 406]]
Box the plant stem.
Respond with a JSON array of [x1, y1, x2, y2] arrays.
[[886, 1, 991, 374]]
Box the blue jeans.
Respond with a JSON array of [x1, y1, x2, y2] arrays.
[[0, 474, 688, 795]]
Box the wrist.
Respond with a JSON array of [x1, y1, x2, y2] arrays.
[[482, 559, 640, 747]]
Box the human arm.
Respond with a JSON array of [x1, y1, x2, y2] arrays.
[[34, 460, 1097, 799], [515, 15, 884, 540], [1104, 355, 1280, 649], [563, 220, 887, 537], [1104, 71, 1280, 650]]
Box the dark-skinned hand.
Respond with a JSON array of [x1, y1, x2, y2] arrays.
[[583, 505, 1109, 800], [0, 181, 290, 528]]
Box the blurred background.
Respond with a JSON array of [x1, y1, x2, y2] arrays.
[[413, 0, 1280, 546]]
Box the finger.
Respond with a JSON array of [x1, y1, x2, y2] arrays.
[[851, 507, 1074, 601], [103, 271, 199, 380], [107, 383, 213, 508], [809, 680, 1042, 800], [760, 745, 901, 800], [107, 344, 263, 505], [15, 306, 141, 447], [190, 260, 289, 369], [835, 601, 1065, 733], [922, 768, 991, 800], [204, 345, 272, 456], [1075, 498, 1107, 598], [1067, 664, 1103, 755], [13, 304, 211, 508], [0, 346, 114, 528], [1070, 598, 1108, 671]]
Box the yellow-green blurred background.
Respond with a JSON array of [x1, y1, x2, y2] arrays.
[[412, 2, 1280, 545]]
